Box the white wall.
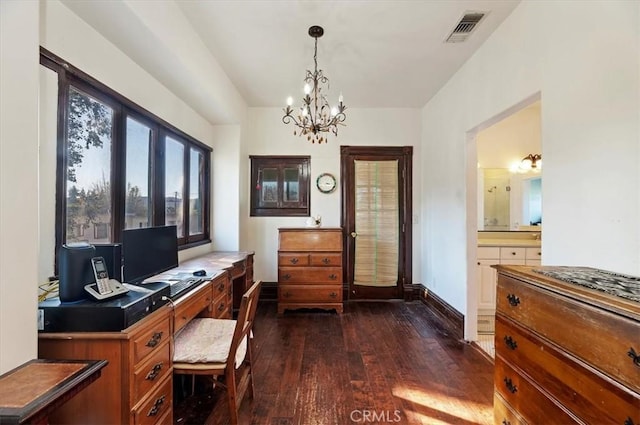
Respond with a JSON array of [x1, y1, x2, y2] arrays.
[[244, 107, 422, 284], [0, 0, 40, 373], [421, 0, 640, 338]]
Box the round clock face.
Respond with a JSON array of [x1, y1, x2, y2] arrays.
[[316, 173, 337, 194]]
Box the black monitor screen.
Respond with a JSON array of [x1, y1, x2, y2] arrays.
[[122, 225, 178, 283]]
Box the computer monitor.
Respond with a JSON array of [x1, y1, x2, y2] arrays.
[[122, 225, 178, 283]]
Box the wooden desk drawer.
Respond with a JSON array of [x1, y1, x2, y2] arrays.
[[493, 392, 525, 425], [132, 342, 171, 406], [133, 316, 171, 365], [279, 253, 309, 266], [279, 267, 342, 283], [495, 315, 640, 424], [212, 278, 229, 300], [212, 295, 229, 318], [309, 253, 341, 266], [495, 356, 578, 424], [279, 284, 342, 303], [173, 283, 212, 333], [132, 375, 172, 425], [497, 275, 640, 393]]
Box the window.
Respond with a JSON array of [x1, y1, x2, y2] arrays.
[[42, 48, 211, 251], [250, 156, 310, 217]]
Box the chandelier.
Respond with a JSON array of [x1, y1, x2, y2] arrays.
[[282, 25, 346, 144]]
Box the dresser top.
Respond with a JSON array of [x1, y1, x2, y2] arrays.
[[494, 265, 640, 321]]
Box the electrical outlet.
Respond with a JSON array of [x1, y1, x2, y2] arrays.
[[37, 309, 44, 331]]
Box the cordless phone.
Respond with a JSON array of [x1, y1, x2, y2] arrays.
[[84, 256, 129, 301], [91, 257, 112, 294]]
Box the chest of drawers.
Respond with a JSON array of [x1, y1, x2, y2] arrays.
[[278, 227, 344, 314], [493, 265, 640, 425]]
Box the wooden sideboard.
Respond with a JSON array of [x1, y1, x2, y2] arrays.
[[37, 251, 252, 424], [277, 227, 343, 314], [493, 265, 640, 425]]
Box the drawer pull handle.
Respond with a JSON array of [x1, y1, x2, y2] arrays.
[[624, 417, 635, 425], [503, 377, 518, 394], [217, 283, 225, 292], [145, 362, 163, 381], [628, 347, 640, 367], [218, 303, 225, 311], [329, 274, 337, 280], [329, 292, 337, 298], [283, 273, 291, 280], [146, 331, 163, 348], [322, 257, 330, 264], [503, 336, 518, 350], [284, 291, 291, 298], [147, 394, 166, 417], [506, 294, 520, 307], [511, 252, 516, 256], [502, 420, 511, 425], [290, 257, 299, 264]]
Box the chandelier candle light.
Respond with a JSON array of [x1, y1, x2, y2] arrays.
[[282, 25, 347, 144]]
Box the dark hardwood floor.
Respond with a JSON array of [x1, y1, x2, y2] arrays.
[[174, 300, 494, 425]]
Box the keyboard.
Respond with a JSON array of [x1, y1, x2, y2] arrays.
[[168, 277, 204, 299]]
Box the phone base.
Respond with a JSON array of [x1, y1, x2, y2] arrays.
[[85, 280, 129, 301]]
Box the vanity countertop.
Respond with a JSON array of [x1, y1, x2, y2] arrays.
[[478, 238, 541, 247]]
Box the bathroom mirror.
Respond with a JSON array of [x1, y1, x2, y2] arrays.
[[478, 168, 542, 231]]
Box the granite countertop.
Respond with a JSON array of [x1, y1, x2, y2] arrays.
[[478, 238, 541, 247]]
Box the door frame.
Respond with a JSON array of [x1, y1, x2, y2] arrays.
[[340, 146, 413, 300]]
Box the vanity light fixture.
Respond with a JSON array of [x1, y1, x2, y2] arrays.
[[520, 154, 542, 171], [282, 25, 347, 144]]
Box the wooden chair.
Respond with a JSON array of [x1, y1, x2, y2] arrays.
[[173, 280, 262, 424]]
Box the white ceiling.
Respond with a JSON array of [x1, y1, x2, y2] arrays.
[[61, 0, 520, 118]]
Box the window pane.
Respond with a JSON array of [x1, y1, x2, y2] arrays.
[[189, 148, 203, 235], [165, 136, 184, 237], [125, 117, 152, 229], [283, 167, 299, 202], [260, 168, 278, 205], [65, 86, 113, 244]]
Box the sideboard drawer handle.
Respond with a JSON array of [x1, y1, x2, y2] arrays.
[[145, 362, 163, 381], [624, 417, 636, 425], [290, 257, 299, 264], [329, 292, 337, 298], [329, 274, 337, 280], [511, 252, 516, 256], [217, 283, 225, 292], [147, 394, 165, 417], [628, 347, 640, 367], [283, 291, 291, 298], [503, 377, 518, 394], [506, 294, 520, 307], [146, 331, 163, 348], [322, 257, 330, 264], [503, 336, 518, 350], [283, 273, 291, 280], [502, 420, 511, 425], [218, 303, 225, 312]]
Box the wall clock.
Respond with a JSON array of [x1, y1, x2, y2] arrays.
[[316, 173, 337, 194]]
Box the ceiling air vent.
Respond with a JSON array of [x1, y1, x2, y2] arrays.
[[445, 12, 486, 43]]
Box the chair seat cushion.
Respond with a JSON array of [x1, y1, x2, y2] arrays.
[[173, 318, 247, 368]]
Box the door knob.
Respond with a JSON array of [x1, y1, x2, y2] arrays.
[[350, 232, 357, 238]]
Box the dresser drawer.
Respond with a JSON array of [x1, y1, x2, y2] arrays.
[[497, 274, 640, 393], [279, 284, 342, 303], [279, 229, 342, 251], [500, 247, 526, 261], [309, 253, 342, 266], [478, 246, 500, 260], [279, 267, 342, 283], [493, 392, 526, 425], [212, 277, 229, 299], [495, 315, 640, 424], [173, 283, 212, 333], [132, 342, 171, 406], [132, 315, 171, 365], [132, 375, 172, 425], [279, 253, 309, 266], [525, 247, 541, 261], [495, 356, 579, 424], [212, 294, 229, 318]]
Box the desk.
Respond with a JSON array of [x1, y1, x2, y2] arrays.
[[0, 359, 107, 424], [38, 251, 253, 424]]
